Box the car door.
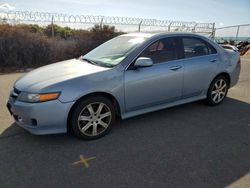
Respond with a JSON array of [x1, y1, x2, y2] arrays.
[[180, 37, 219, 98], [124, 37, 183, 112]]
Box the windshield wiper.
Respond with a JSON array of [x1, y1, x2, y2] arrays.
[[99, 63, 114, 67], [79, 56, 114, 67], [79, 56, 97, 65], [79, 56, 114, 68]]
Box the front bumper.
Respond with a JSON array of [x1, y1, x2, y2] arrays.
[[7, 97, 74, 135]]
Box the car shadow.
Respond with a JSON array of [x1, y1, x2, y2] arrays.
[[0, 97, 250, 188]]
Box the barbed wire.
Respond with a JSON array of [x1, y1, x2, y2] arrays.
[[0, 10, 214, 29]]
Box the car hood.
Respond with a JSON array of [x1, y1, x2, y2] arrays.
[[15, 59, 110, 92]]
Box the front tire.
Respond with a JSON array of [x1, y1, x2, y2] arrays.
[[70, 96, 116, 140], [206, 75, 229, 106]]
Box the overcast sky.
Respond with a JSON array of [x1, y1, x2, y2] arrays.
[[0, 0, 250, 27]]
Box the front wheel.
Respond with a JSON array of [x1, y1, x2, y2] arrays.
[[206, 75, 229, 106], [70, 96, 116, 140]]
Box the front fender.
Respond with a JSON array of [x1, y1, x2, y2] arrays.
[[41, 66, 126, 114]]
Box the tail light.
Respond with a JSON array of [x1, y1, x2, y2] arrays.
[[237, 59, 241, 64]]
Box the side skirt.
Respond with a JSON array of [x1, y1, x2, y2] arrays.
[[121, 95, 206, 119]]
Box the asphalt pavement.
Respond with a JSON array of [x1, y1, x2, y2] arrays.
[[0, 57, 250, 188]]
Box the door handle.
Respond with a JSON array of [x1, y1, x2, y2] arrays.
[[209, 59, 217, 62], [170, 65, 182, 71]]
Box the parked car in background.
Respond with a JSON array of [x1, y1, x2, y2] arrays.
[[7, 32, 241, 139], [220, 44, 238, 52]]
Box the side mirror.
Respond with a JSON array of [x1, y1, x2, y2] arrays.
[[134, 57, 153, 68]]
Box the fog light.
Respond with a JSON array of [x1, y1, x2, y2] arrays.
[[17, 116, 23, 123], [31, 119, 37, 126], [13, 115, 37, 126]]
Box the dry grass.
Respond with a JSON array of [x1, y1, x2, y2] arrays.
[[0, 24, 122, 72]]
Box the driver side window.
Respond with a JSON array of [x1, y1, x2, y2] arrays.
[[140, 37, 180, 64]]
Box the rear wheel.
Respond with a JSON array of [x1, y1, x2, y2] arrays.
[[206, 75, 229, 106], [70, 96, 116, 140]]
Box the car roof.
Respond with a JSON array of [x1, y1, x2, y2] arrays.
[[121, 32, 205, 39]]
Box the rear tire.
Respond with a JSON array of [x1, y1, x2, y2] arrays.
[[206, 75, 229, 106], [70, 96, 116, 140]]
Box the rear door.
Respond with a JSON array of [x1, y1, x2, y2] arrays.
[[180, 37, 219, 98]]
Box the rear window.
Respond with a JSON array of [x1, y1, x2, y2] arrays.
[[182, 37, 217, 58]]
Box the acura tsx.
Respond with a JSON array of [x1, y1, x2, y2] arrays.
[[7, 32, 241, 139]]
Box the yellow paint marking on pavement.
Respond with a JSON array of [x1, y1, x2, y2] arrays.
[[72, 155, 96, 168]]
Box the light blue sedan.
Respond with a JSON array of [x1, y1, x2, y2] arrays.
[[7, 32, 241, 139]]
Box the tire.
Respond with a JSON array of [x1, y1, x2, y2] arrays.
[[70, 96, 116, 140], [206, 75, 229, 106]]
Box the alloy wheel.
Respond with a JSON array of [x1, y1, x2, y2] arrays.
[[77, 102, 112, 136], [211, 79, 227, 103]]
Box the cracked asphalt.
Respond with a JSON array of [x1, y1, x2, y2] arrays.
[[0, 57, 250, 188]]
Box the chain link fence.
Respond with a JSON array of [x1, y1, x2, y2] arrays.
[[0, 10, 215, 36], [2, 10, 250, 42], [1, 10, 250, 43], [215, 24, 250, 43]]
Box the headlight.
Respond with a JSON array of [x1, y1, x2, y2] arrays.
[[18, 92, 61, 103]]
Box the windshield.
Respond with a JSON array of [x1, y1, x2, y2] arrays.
[[83, 36, 147, 67]]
